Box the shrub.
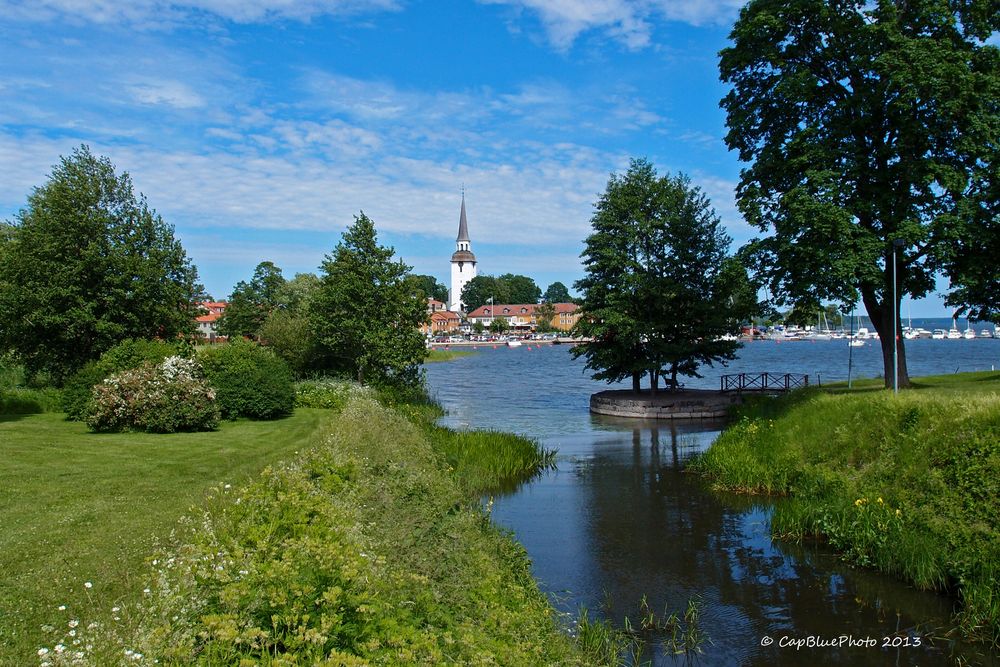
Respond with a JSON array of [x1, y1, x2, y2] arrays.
[[86, 356, 219, 433], [259, 310, 316, 377], [62, 339, 186, 419], [199, 340, 294, 420], [0, 387, 63, 414]]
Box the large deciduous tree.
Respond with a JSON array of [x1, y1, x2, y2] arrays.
[[573, 159, 756, 394], [542, 281, 572, 304], [310, 212, 427, 388], [0, 146, 202, 384], [720, 0, 1000, 388], [406, 274, 449, 303], [461, 273, 542, 311]]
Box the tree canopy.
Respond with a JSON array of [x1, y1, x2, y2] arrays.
[[721, 0, 1000, 387], [218, 261, 286, 339], [0, 145, 202, 383], [573, 159, 757, 393], [406, 274, 449, 303], [310, 212, 427, 388], [461, 273, 542, 310], [542, 281, 572, 304]]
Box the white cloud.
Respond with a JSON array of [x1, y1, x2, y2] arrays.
[[479, 0, 745, 49], [0, 0, 400, 26], [126, 79, 205, 109]]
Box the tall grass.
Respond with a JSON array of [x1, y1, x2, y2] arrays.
[[37, 396, 586, 665], [693, 372, 1000, 647]]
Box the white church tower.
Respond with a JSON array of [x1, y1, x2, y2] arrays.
[[449, 193, 477, 313]]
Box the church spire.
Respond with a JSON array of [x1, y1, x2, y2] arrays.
[[456, 191, 470, 243]]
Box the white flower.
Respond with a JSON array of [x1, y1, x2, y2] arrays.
[[55, 644, 65, 653], [83, 582, 92, 589], [57, 605, 66, 611], [38, 648, 49, 656], [111, 606, 119, 613], [68, 620, 78, 629]]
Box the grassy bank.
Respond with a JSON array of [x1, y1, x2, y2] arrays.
[[31, 395, 586, 665], [693, 371, 1000, 646], [0, 409, 327, 664], [423, 348, 475, 364]]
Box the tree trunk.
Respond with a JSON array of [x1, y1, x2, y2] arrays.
[[862, 283, 910, 390], [650, 369, 659, 396], [670, 362, 679, 392], [632, 372, 641, 393]]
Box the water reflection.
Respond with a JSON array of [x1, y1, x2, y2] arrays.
[[426, 347, 999, 665]]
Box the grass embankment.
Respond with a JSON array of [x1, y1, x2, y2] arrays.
[[28, 394, 584, 665], [423, 348, 475, 364], [0, 409, 327, 664], [693, 371, 1000, 647]]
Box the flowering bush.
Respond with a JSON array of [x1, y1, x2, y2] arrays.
[[86, 357, 220, 433]]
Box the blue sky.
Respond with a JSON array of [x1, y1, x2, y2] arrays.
[[0, 0, 954, 315]]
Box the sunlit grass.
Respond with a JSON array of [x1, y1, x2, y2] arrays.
[[423, 348, 476, 363], [693, 371, 1000, 646], [0, 409, 326, 664]]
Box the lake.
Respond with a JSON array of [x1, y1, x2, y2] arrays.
[[425, 339, 1000, 666]]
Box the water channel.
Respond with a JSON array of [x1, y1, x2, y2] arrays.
[[425, 339, 1000, 666]]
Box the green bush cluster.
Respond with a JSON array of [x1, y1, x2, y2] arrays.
[[198, 340, 294, 420], [62, 338, 185, 419], [62, 396, 583, 664], [0, 387, 63, 415], [86, 356, 219, 433], [694, 377, 1000, 646]]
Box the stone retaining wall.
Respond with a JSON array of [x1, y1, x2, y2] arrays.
[[590, 389, 744, 420]]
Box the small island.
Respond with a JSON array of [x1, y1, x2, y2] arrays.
[[590, 388, 744, 419]]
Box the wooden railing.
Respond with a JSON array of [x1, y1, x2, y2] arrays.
[[720, 372, 809, 393]]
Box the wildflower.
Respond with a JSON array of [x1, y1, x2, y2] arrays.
[[68, 620, 78, 629], [111, 606, 120, 613], [854, 498, 867, 507], [57, 605, 66, 611], [84, 582, 92, 589], [877, 497, 884, 505], [38, 648, 50, 656], [895, 509, 902, 517], [55, 644, 65, 653]]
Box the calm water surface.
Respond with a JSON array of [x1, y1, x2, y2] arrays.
[[425, 339, 1000, 666]]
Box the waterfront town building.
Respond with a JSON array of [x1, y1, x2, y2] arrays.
[[466, 302, 580, 333], [448, 194, 477, 313]]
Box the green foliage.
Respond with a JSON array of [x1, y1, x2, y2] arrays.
[[461, 273, 542, 311], [62, 338, 184, 420], [217, 261, 286, 339], [573, 158, 758, 393], [0, 354, 62, 414], [542, 281, 572, 304], [85, 357, 219, 433], [274, 271, 321, 315], [406, 273, 449, 303], [720, 1, 1000, 382], [0, 388, 63, 415], [534, 301, 558, 333], [489, 317, 510, 334], [199, 340, 294, 420], [0, 145, 203, 384], [694, 375, 1000, 645], [310, 212, 427, 389], [56, 396, 584, 665], [258, 308, 316, 377]]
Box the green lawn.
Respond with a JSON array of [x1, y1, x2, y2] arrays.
[[423, 348, 475, 363], [0, 409, 327, 665]]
